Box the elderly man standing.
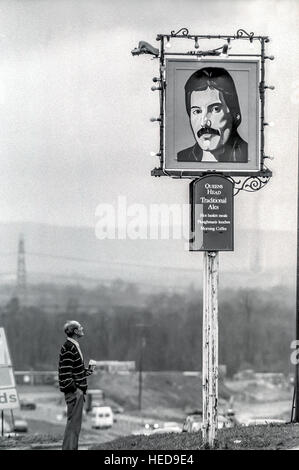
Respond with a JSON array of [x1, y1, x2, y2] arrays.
[[58, 320, 94, 450]]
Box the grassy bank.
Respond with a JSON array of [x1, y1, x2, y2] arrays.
[[1, 423, 299, 450], [89, 423, 299, 450], [0, 433, 62, 450]]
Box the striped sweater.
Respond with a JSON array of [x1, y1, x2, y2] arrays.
[[58, 339, 88, 394]]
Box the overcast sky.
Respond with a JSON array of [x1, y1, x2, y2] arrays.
[[0, 0, 298, 233]]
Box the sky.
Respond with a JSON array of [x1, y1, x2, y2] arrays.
[[0, 0, 298, 233]]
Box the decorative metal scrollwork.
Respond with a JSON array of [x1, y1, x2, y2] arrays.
[[231, 176, 271, 196], [236, 29, 254, 40], [170, 28, 189, 37]]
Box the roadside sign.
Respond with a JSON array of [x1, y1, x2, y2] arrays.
[[0, 328, 19, 410], [190, 175, 234, 251], [0, 328, 11, 366]]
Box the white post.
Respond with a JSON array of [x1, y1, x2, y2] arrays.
[[202, 251, 219, 447]]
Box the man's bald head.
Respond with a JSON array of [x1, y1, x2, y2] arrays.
[[64, 320, 82, 338]]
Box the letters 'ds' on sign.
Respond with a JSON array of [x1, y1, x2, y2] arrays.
[[0, 327, 19, 410], [190, 175, 234, 251]]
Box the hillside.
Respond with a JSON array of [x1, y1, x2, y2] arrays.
[[0, 221, 296, 292], [88, 371, 239, 420]]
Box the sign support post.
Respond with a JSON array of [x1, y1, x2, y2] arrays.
[[293, 124, 299, 422], [10, 409, 15, 430], [202, 251, 219, 447], [190, 175, 233, 447]]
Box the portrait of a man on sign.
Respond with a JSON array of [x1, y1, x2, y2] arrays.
[[177, 67, 248, 163], [164, 59, 259, 174]]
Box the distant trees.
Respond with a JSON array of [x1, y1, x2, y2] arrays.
[[219, 286, 295, 375], [0, 284, 295, 375]]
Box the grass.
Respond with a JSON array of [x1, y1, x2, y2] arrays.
[[89, 423, 299, 450], [1, 423, 299, 450], [0, 433, 63, 449]]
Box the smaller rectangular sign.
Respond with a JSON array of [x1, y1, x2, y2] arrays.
[[190, 175, 234, 251]]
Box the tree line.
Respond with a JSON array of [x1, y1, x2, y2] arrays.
[[0, 285, 295, 376]]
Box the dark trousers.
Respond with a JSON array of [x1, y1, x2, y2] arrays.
[[62, 389, 84, 450]]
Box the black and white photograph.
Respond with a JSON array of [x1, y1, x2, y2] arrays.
[[0, 0, 298, 458]]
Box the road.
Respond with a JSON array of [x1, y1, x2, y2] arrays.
[[12, 385, 162, 447], [10, 384, 293, 449]]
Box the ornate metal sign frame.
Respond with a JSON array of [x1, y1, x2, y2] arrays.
[[131, 27, 274, 194]]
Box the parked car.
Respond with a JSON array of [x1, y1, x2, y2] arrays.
[[131, 423, 160, 436], [111, 405, 124, 414], [144, 422, 160, 431], [13, 418, 28, 433], [0, 417, 26, 436], [183, 414, 202, 433], [91, 406, 114, 429], [244, 418, 286, 427], [150, 421, 182, 435], [218, 414, 234, 429], [20, 399, 36, 410], [183, 412, 234, 432]]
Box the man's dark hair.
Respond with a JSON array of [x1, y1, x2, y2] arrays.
[[185, 67, 242, 129]]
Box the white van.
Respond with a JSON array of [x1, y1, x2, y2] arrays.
[[91, 406, 114, 429]]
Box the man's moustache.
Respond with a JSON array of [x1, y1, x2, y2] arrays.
[[197, 127, 220, 138]]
